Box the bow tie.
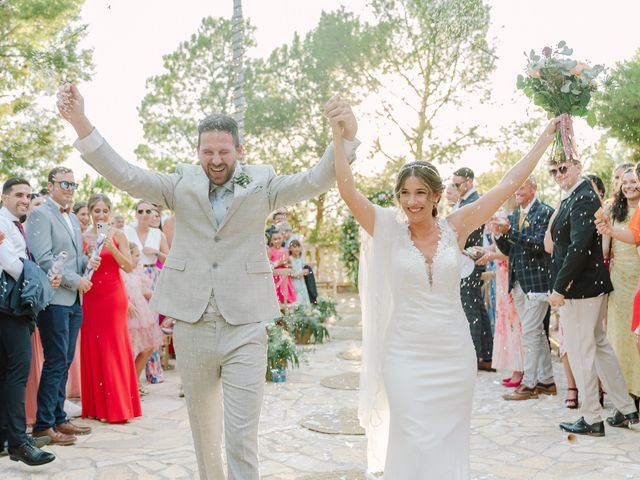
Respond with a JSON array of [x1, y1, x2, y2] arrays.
[[59, 206, 71, 214]]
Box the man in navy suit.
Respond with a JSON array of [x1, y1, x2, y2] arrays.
[[548, 159, 637, 436], [490, 176, 556, 401], [453, 167, 494, 371]]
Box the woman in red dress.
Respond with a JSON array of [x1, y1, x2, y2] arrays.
[[81, 193, 141, 423]]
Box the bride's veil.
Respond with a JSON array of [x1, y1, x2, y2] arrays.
[[358, 205, 396, 476]]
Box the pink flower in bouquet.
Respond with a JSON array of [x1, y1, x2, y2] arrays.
[[526, 67, 541, 79], [570, 62, 589, 77]]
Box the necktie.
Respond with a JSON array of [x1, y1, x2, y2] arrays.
[[212, 187, 229, 227], [518, 210, 527, 230], [60, 206, 70, 214], [13, 220, 31, 259]]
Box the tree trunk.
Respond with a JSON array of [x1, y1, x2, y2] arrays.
[[231, 0, 245, 143]]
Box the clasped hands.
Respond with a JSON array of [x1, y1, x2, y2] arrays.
[[324, 95, 357, 140]]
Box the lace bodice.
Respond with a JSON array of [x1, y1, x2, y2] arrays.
[[386, 214, 465, 313]]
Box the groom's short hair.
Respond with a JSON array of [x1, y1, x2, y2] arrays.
[[197, 114, 240, 148]]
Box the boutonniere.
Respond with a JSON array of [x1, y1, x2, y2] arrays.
[[233, 172, 252, 188]]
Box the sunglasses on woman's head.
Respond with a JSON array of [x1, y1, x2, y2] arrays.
[[548, 165, 570, 176], [137, 209, 153, 214]]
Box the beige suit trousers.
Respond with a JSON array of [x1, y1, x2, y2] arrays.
[[560, 295, 635, 423], [173, 300, 267, 480]]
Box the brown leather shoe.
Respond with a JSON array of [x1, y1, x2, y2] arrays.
[[503, 385, 539, 401], [31, 427, 76, 446], [534, 382, 558, 395], [56, 420, 92, 436], [478, 360, 496, 372]]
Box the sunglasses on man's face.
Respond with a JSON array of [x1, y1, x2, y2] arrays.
[[548, 165, 570, 177], [53, 180, 79, 191], [137, 209, 153, 215]]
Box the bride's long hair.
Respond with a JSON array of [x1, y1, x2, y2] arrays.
[[394, 161, 444, 217]]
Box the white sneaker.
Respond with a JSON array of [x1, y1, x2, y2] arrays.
[[64, 399, 82, 418]]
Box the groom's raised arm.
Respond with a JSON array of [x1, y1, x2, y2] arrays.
[[59, 84, 179, 209]]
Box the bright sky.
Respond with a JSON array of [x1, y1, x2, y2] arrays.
[[59, 0, 640, 181]]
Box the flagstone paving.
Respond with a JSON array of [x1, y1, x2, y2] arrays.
[[2, 294, 640, 479]]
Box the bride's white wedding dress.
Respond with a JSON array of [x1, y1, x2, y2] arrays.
[[359, 206, 477, 479]]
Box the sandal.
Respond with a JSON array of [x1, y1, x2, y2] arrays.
[[565, 388, 578, 409], [138, 385, 150, 396]]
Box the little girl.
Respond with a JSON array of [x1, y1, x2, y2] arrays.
[[289, 239, 311, 305], [122, 244, 164, 395], [269, 231, 296, 304]]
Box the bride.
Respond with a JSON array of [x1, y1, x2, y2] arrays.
[[327, 109, 559, 479]]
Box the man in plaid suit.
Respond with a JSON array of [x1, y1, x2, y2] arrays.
[[490, 176, 557, 400]]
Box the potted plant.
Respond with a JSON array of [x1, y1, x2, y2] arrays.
[[266, 324, 299, 382], [314, 296, 338, 323], [285, 305, 330, 345]]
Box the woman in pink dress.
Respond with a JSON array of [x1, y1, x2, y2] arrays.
[[122, 243, 164, 395], [477, 245, 524, 387], [269, 231, 296, 304]]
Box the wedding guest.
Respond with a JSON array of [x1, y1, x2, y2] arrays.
[[0, 178, 59, 466], [28, 192, 46, 212], [72, 202, 90, 233], [276, 221, 298, 248], [269, 231, 296, 305], [490, 176, 556, 402], [445, 183, 460, 210], [124, 201, 169, 278], [111, 213, 125, 230], [27, 166, 98, 446], [548, 156, 638, 436], [147, 205, 167, 381], [289, 239, 311, 305], [602, 168, 640, 408], [586, 174, 606, 200], [453, 167, 494, 371], [611, 163, 634, 196], [544, 206, 579, 409], [80, 193, 141, 423], [150, 209, 162, 229], [266, 209, 287, 236], [123, 244, 164, 396], [476, 243, 523, 387]]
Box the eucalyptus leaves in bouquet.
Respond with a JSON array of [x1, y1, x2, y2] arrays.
[[517, 41, 603, 162]]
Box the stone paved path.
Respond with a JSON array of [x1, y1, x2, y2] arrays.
[[2, 294, 640, 479]]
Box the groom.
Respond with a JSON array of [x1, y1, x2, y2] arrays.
[[58, 84, 359, 479]]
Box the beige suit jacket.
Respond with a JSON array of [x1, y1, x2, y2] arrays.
[[76, 129, 358, 324]]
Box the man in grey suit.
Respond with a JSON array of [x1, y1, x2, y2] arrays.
[[57, 83, 359, 479], [25, 167, 99, 445]]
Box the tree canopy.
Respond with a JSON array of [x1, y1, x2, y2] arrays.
[[597, 50, 640, 161], [0, 0, 92, 180]]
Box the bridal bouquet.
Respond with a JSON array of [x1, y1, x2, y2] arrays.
[[517, 41, 603, 162]]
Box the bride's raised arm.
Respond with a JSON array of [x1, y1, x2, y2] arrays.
[[449, 117, 560, 240], [330, 119, 375, 236]]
